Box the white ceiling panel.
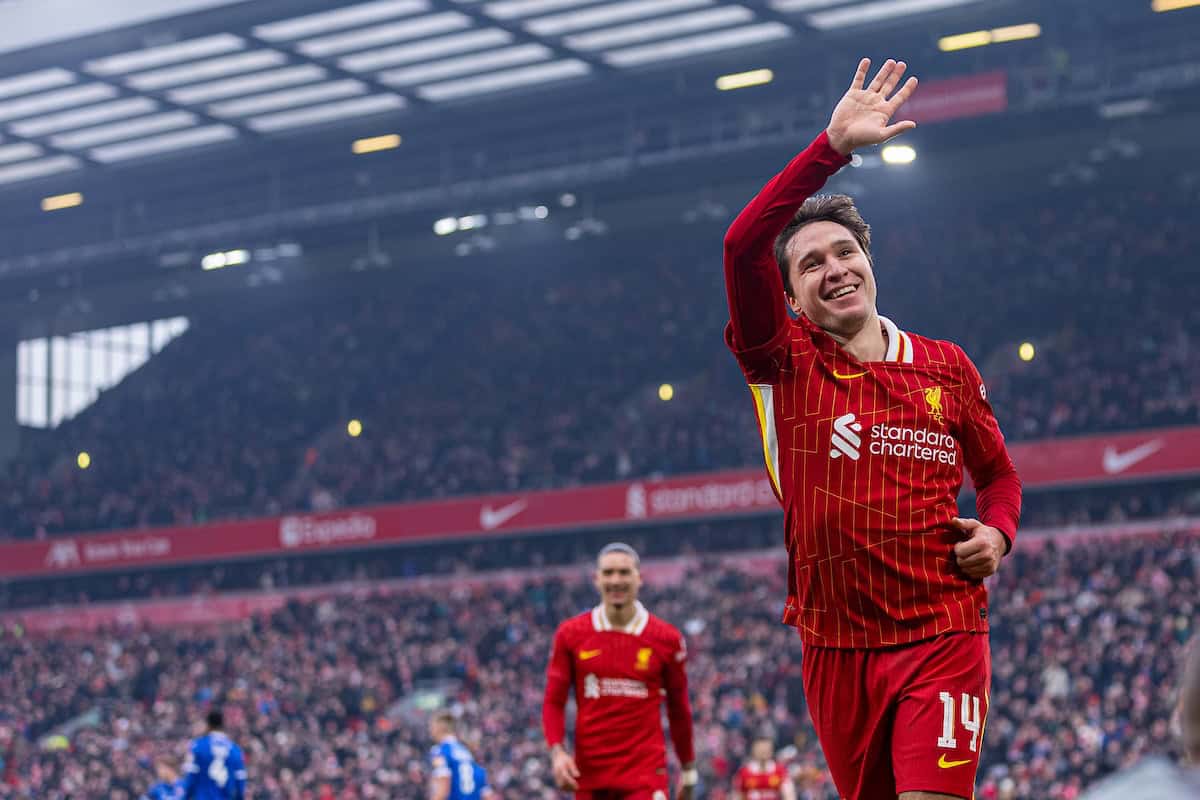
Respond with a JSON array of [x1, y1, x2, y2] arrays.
[[254, 0, 431, 42], [0, 84, 117, 123], [419, 59, 590, 101], [208, 80, 369, 118], [10, 97, 159, 138], [339, 29, 514, 72], [89, 125, 238, 163], [297, 13, 474, 57], [526, 0, 712, 36], [0, 155, 80, 185], [52, 111, 198, 150], [0, 69, 77, 101], [605, 21, 791, 66], [564, 6, 754, 50], [168, 65, 328, 105], [380, 44, 553, 85], [247, 94, 405, 132], [125, 51, 289, 91], [85, 34, 246, 76]]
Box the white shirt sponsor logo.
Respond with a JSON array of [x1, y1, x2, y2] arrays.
[[869, 423, 958, 465], [830, 412, 958, 465], [279, 514, 377, 549], [830, 413, 863, 460], [584, 673, 600, 700], [590, 681, 648, 695], [1102, 439, 1164, 475], [478, 498, 527, 530]]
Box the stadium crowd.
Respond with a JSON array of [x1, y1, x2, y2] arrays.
[[0, 173, 1196, 542], [0, 528, 1193, 799]]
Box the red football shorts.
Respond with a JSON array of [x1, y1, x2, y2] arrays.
[[576, 790, 668, 800], [802, 632, 991, 800]]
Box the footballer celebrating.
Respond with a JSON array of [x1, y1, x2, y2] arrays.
[[542, 543, 696, 799], [723, 58, 1022, 800]]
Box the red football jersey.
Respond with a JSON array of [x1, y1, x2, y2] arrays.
[[542, 602, 695, 792], [734, 759, 789, 799], [724, 131, 1022, 649]]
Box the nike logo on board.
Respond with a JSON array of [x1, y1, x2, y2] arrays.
[[1101, 439, 1164, 475], [479, 498, 528, 530]]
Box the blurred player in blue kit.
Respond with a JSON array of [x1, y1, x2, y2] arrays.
[[429, 711, 495, 800], [141, 756, 183, 800], [182, 710, 246, 800]]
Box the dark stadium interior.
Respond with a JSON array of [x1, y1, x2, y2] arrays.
[[0, 0, 1197, 798]]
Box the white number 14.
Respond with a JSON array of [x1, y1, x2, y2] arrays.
[[937, 692, 982, 751]]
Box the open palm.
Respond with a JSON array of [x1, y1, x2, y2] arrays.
[[826, 58, 919, 155]]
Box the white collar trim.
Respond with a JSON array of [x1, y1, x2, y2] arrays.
[[880, 315, 914, 363], [591, 601, 649, 635]]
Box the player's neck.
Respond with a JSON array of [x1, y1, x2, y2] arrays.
[[828, 313, 886, 362], [604, 602, 637, 628]]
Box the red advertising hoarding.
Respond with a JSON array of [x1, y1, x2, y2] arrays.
[[900, 70, 1008, 124], [1, 426, 1196, 580], [4, 517, 1195, 634]]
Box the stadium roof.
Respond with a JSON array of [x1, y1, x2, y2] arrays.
[[0, 0, 1021, 182]]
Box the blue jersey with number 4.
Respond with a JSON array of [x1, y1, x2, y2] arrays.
[[182, 732, 246, 800], [430, 737, 488, 800]]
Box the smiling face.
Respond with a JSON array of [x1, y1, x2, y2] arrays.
[[594, 551, 642, 611], [783, 220, 878, 339]]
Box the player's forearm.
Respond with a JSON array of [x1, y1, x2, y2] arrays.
[[974, 465, 1021, 553], [666, 701, 696, 765], [541, 683, 569, 747], [429, 776, 451, 800], [723, 131, 849, 350]]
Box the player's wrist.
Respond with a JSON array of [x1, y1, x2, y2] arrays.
[[823, 126, 853, 156], [680, 767, 699, 786]]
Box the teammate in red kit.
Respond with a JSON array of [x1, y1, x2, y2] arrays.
[[542, 543, 696, 800], [732, 737, 795, 800], [723, 58, 1022, 800]]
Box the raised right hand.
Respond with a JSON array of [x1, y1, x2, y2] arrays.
[[825, 58, 919, 156], [551, 746, 580, 791]]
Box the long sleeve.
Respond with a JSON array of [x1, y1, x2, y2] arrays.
[[724, 131, 849, 381], [231, 746, 247, 800], [957, 348, 1021, 551], [663, 634, 695, 766], [542, 626, 573, 748]]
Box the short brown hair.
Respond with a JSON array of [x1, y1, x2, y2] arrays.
[[433, 711, 456, 730], [773, 194, 871, 297]]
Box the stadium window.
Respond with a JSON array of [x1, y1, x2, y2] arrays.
[[16, 316, 189, 428]]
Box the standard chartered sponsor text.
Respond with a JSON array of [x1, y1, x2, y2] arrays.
[[648, 479, 775, 515], [869, 423, 958, 464]]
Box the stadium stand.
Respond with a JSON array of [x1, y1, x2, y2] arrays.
[[1, 172, 1197, 541]]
